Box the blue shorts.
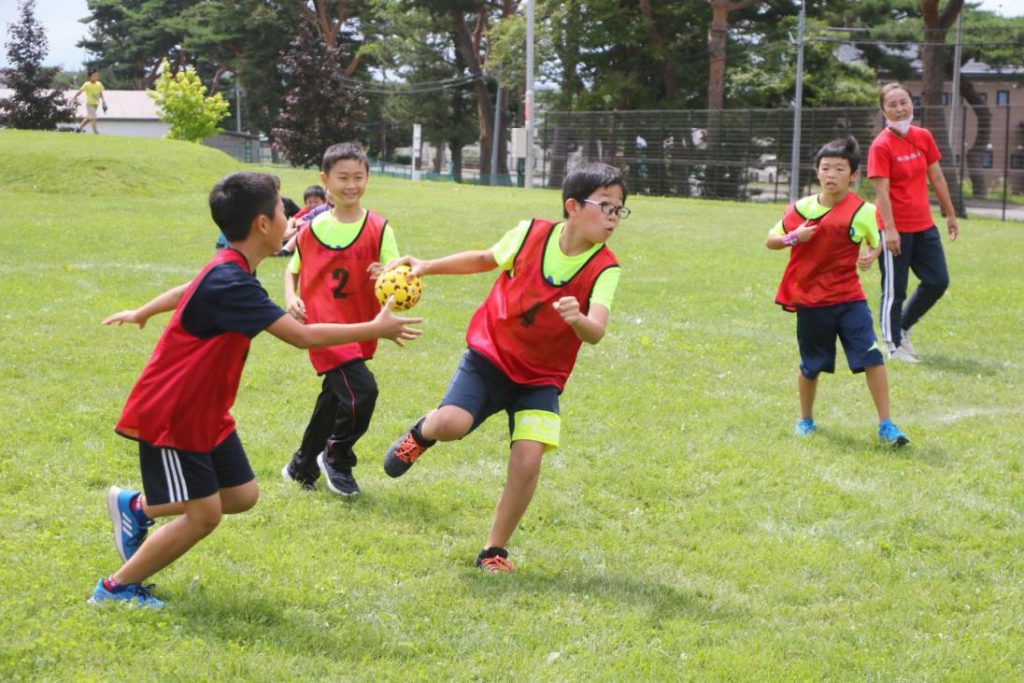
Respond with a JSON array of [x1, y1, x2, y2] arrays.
[[796, 301, 884, 379], [138, 431, 255, 505], [440, 349, 561, 449]]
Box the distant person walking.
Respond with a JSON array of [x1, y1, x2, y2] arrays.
[[72, 68, 106, 134], [867, 82, 959, 363]]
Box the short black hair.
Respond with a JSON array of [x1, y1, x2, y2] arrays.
[[322, 142, 369, 174], [303, 185, 326, 201], [208, 172, 280, 242], [561, 163, 629, 218], [814, 136, 860, 173], [87, 68, 98, 77]]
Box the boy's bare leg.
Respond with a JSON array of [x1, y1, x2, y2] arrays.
[[484, 440, 544, 550], [113, 480, 258, 585], [864, 364, 891, 421], [798, 374, 818, 420], [420, 405, 473, 442]]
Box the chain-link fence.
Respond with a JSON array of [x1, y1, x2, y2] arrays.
[[537, 105, 1024, 220], [354, 105, 1023, 220]]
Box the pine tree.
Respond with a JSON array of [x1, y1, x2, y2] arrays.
[[0, 0, 76, 129]]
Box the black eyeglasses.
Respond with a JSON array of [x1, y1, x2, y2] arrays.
[[582, 199, 631, 219]]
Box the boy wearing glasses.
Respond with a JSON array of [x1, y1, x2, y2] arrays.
[[379, 162, 627, 573]]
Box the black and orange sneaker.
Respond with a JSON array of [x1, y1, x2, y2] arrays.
[[383, 420, 434, 478], [475, 547, 515, 574]]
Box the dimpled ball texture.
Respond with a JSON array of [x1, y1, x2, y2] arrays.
[[375, 265, 423, 311]]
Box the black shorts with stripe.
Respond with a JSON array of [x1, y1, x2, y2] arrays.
[[138, 431, 255, 505]]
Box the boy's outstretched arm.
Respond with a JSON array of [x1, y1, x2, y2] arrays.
[[102, 282, 191, 329], [554, 299, 609, 344], [384, 250, 498, 277], [267, 298, 423, 349]]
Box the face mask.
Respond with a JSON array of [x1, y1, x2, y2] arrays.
[[887, 118, 912, 135]]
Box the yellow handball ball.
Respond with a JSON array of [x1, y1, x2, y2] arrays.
[[375, 265, 423, 311]]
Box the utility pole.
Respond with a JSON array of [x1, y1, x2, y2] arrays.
[[949, 10, 964, 160], [788, 1, 806, 203], [524, 0, 535, 189], [491, 83, 502, 186]]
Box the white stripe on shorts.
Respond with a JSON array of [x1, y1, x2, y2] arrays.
[[879, 239, 895, 345], [161, 448, 189, 502]]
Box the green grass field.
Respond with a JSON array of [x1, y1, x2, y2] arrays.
[[1, 129, 1023, 680]]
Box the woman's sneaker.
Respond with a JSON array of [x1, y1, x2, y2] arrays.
[[888, 344, 919, 364], [88, 579, 164, 608], [475, 547, 515, 574], [900, 328, 917, 357], [878, 419, 910, 447]]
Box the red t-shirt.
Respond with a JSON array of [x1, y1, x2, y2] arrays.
[[867, 126, 941, 233]]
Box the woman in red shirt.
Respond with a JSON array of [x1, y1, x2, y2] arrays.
[[867, 82, 960, 362]]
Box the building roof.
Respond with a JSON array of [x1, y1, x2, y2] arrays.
[[0, 89, 161, 120]]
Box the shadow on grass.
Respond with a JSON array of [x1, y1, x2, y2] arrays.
[[814, 427, 951, 467], [461, 568, 736, 624], [923, 354, 1002, 376]]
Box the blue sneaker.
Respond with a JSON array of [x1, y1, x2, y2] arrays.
[[88, 579, 164, 608], [107, 486, 153, 562], [878, 419, 910, 447], [795, 418, 816, 437]]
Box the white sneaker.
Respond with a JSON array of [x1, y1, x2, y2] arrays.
[[900, 328, 917, 357], [889, 345, 920, 364]]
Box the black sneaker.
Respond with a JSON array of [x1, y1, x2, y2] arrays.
[[383, 419, 434, 478], [317, 451, 360, 497], [475, 547, 515, 573], [281, 450, 318, 490]]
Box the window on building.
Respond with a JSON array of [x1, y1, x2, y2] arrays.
[[941, 92, 950, 105], [912, 96, 922, 108], [1011, 154, 1024, 170], [982, 150, 994, 169], [996, 90, 1010, 106]]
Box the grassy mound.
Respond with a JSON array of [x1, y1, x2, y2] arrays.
[[0, 129, 242, 196]]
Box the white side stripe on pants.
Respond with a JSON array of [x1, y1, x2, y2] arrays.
[[161, 448, 189, 502], [879, 238, 896, 346]]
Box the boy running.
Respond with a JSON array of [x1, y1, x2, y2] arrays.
[[90, 172, 421, 607], [280, 143, 401, 496], [766, 137, 909, 446], [381, 163, 627, 573]]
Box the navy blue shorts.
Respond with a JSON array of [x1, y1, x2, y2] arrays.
[[796, 301, 885, 379], [440, 349, 562, 449], [138, 431, 255, 505]]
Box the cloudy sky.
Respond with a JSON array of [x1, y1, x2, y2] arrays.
[[2, 0, 1024, 72]]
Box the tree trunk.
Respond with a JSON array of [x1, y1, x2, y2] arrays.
[[960, 77, 992, 198], [707, 0, 760, 110], [451, 9, 495, 183], [920, 0, 966, 217]]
